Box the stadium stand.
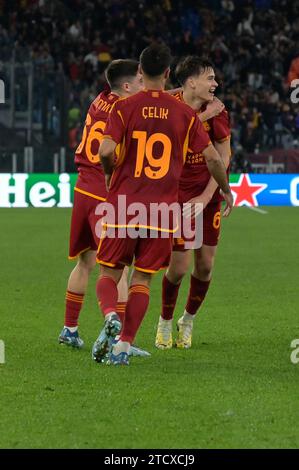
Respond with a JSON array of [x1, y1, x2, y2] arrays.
[[0, 0, 299, 172]]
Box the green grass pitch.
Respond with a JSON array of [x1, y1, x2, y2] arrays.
[[0, 206, 298, 449]]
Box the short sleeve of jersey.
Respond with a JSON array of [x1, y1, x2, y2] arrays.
[[212, 109, 231, 142], [103, 102, 124, 144], [188, 114, 211, 154]]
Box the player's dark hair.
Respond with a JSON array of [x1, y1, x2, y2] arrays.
[[175, 56, 214, 86], [105, 59, 139, 89], [140, 44, 172, 78]]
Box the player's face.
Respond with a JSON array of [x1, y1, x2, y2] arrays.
[[192, 68, 218, 102], [127, 72, 144, 95]]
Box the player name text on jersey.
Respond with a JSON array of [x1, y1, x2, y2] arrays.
[[96, 99, 113, 114], [142, 106, 169, 120]]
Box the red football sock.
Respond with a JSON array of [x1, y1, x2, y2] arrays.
[[161, 275, 181, 320], [120, 285, 150, 344], [185, 275, 211, 316], [96, 276, 118, 316], [64, 290, 84, 327], [116, 301, 126, 324]]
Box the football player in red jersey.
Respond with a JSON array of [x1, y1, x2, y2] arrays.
[[93, 44, 233, 365], [59, 59, 144, 350], [155, 56, 232, 350]]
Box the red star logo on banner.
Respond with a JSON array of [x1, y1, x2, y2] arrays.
[[230, 174, 267, 207]]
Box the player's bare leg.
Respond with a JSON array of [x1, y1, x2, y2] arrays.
[[176, 244, 217, 349], [193, 244, 217, 281], [155, 250, 191, 349], [59, 249, 96, 348], [108, 270, 152, 365], [115, 265, 128, 323], [117, 266, 129, 301], [167, 250, 192, 285], [68, 249, 97, 292]]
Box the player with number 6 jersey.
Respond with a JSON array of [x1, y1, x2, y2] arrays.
[[155, 56, 232, 351]]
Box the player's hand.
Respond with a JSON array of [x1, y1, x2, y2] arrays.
[[182, 194, 211, 219], [220, 189, 234, 217], [105, 174, 111, 191], [205, 97, 225, 119]]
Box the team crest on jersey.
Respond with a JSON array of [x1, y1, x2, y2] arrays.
[[203, 121, 211, 132]]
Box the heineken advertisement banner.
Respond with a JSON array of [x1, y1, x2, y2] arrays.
[[229, 173, 299, 207], [0, 173, 78, 208], [0, 173, 299, 207]]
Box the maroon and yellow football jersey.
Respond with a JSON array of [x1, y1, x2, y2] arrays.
[[102, 89, 211, 231], [174, 92, 231, 204], [74, 90, 120, 200]]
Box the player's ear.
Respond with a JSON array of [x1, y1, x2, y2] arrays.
[[188, 76, 196, 89], [164, 67, 170, 79], [123, 82, 130, 93]]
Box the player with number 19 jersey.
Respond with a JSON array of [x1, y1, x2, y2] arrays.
[[97, 89, 212, 273], [69, 90, 119, 259]]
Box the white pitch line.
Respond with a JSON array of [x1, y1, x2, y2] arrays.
[[246, 206, 268, 215]]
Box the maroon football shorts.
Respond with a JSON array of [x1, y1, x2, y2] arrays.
[[97, 228, 173, 273], [173, 201, 222, 251], [68, 189, 105, 259]]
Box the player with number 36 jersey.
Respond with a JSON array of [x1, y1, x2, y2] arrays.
[[73, 90, 119, 203], [58, 60, 144, 351], [69, 89, 119, 259]]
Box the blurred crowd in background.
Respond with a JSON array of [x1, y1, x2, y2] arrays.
[[1, 0, 299, 171]]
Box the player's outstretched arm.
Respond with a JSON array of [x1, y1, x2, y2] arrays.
[[202, 144, 233, 214], [99, 138, 117, 189], [215, 138, 232, 217]]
